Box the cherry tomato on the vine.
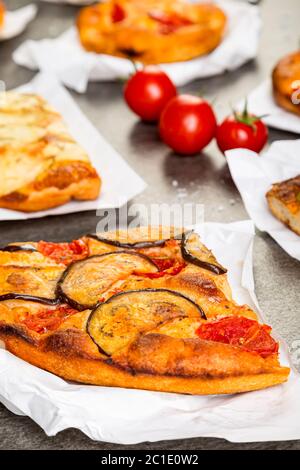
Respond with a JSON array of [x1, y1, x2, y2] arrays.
[[159, 94, 217, 155], [124, 66, 177, 122], [216, 108, 268, 154]]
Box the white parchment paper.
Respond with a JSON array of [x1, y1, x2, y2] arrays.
[[13, 1, 261, 92], [0, 4, 37, 41], [226, 140, 300, 261], [0, 220, 299, 444], [238, 80, 300, 135], [0, 72, 146, 221]]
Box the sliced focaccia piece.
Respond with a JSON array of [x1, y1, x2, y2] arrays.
[[266, 175, 300, 235], [0, 226, 290, 395], [0, 92, 101, 212]]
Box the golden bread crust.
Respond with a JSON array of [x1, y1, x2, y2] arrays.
[[2, 332, 289, 395], [0, 226, 290, 394], [77, 0, 226, 64]]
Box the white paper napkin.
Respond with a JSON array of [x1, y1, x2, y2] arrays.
[[13, 0, 261, 92], [226, 140, 300, 260], [0, 220, 299, 444], [0, 72, 146, 221], [0, 4, 37, 41], [238, 79, 300, 135]]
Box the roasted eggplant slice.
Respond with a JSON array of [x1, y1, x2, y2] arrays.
[[0, 244, 37, 252], [87, 234, 168, 249], [0, 264, 64, 302], [181, 231, 227, 275], [0, 293, 59, 305], [86, 231, 185, 250], [57, 251, 158, 310], [87, 288, 206, 355]]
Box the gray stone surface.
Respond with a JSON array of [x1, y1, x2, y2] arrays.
[[0, 0, 299, 450]]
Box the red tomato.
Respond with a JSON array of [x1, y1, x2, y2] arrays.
[[148, 11, 193, 34], [159, 95, 217, 155], [196, 316, 278, 358], [37, 239, 88, 265], [21, 305, 78, 334], [124, 66, 177, 122], [111, 3, 126, 23], [216, 110, 268, 154]]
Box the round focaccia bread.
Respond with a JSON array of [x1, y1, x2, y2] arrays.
[[0, 226, 290, 395], [272, 50, 300, 116], [77, 0, 227, 64]]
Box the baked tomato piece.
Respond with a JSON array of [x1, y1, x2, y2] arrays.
[[111, 3, 126, 23], [21, 305, 78, 334], [149, 11, 193, 34], [196, 316, 278, 358], [38, 239, 89, 265], [135, 258, 186, 278]]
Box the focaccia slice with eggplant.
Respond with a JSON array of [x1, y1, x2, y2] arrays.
[[0, 226, 290, 395]]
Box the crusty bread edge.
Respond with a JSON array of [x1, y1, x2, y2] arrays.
[[0, 175, 101, 212], [2, 332, 290, 396], [266, 193, 300, 236]]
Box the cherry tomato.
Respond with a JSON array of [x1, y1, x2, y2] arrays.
[[159, 95, 217, 155], [124, 66, 177, 122], [216, 108, 268, 154]]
